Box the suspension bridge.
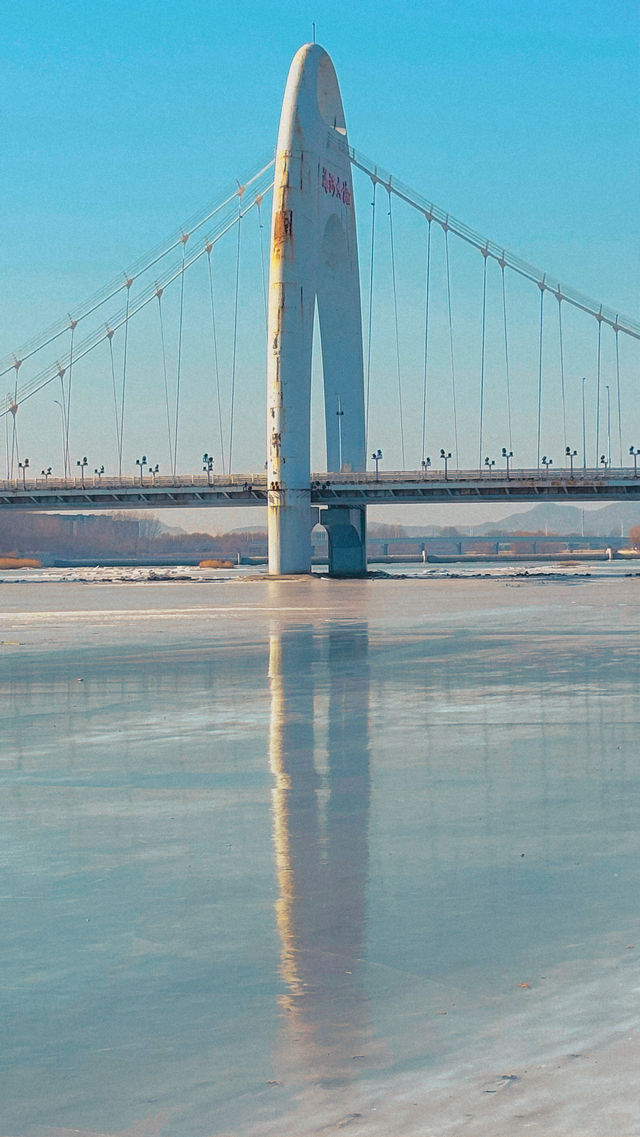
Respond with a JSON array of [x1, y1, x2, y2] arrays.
[[2, 44, 639, 575]]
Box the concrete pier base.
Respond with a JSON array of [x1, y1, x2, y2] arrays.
[[321, 506, 367, 577]]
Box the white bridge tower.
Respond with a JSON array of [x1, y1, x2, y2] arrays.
[[267, 44, 367, 576]]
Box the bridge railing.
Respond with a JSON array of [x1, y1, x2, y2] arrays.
[[0, 472, 269, 492], [313, 467, 639, 483], [1, 466, 638, 492]]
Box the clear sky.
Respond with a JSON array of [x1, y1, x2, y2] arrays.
[[2, 0, 639, 529]]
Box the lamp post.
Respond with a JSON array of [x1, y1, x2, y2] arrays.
[[202, 453, 214, 484], [94, 465, 105, 479], [371, 448, 382, 480], [41, 467, 52, 480], [600, 454, 608, 471], [542, 455, 552, 473], [336, 396, 344, 472], [421, 457, 431, 475], [581, 377, 587, 470], [150, 463, 159, 484], [135, 455, 147, 485], [484, 456, 495, 476], [630, 446, 639, 476], [76, 456, 88, 486], [18, 457, 30, 487], [501, 447, 513, 477], [565, 446, 577, 475], [440, 448, 451, 479]]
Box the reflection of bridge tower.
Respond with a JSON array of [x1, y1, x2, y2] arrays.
[[268, 623, 371, 1080], [267, 44, 367, 576]]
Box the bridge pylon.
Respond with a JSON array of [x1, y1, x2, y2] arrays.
[[267, 43, 366, 576]]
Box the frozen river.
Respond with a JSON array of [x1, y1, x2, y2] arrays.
[[1, 568, 638, 1135]]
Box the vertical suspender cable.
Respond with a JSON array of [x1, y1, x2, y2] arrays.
[[388, 189, 405, 468], [536, 282, 545, 468], [155, 290, 173, 468], [10, 384, 18, 479], [206, 244, 226, 476], [500, 262, 513, 451], [478, 250, 488, 469], [614, 324, 622, 465], [595, 313, 602, 466], [173, 236, 188, 477], [556, 293, 567, 452], [421, 216, 432, 468], [365, 178, 377, 453], [4, 411, 9, 479], [65, 320, 76, 476], [11, 412, 19, 477], [228, 191, 243, 474], [118, 278, 132, 476], [256, 196, 268, 334], [106, 329, 120, 466], [444, 225, 459, 467]]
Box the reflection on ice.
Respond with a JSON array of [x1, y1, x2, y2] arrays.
[[268, 623, 371, 1082]]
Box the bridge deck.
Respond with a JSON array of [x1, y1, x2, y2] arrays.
[[1, 469, 639, 510]]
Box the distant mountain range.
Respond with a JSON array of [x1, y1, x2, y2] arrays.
[[405, 501, 640, 537]]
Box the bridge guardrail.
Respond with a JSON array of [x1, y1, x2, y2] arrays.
[[1, 467, 638, 492]]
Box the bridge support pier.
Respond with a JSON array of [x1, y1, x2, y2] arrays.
[[321, 506, 367, 577]]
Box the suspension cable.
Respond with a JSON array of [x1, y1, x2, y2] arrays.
[[228, 189, 244, 474], [536, 282, 545, 468], [421, 216, 432, 467], [595, 313, 602, 467], [614, 324, 622, 465], [478, 249, 488, 469], [0, 159, 275, 383], [500, 263, 513, 452], [444, 225, 459, 466], [173, 237, 188, 476], [206, 244, 226, 476], [388, 190, 405, 468], [0, 188, 271, 419], [350, 147, 640, 343], [365, 178, 377, 453], [556, 292, 567, 452], [106, 328, 121, 464], [155, 289, 173, 469]]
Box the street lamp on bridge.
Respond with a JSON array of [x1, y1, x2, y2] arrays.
[[501, 447, 513, 477], [421, 457, 431, 475], [203, 453, 215, 484], [41, 467, 52, 480], [76, 456, 88, 486], [566, 446, 577, 475], [135, 455, 148, 485], [630, 446, 639, 476], [600, 454, 608, 471], [440, 449, 451, 479], [336, 396, 344, 471], [94, 465, 105, 479], [542, 455, 553, 472], [484, 456, 495, 475], [18, 458, 29, 487], [150, 463, 159, 484], [371, 449, 382, 480]]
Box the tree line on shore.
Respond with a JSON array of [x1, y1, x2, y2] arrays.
[[0, 512, 265, 559]]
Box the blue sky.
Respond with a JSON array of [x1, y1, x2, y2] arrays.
[[2, 0, 639, 526]]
